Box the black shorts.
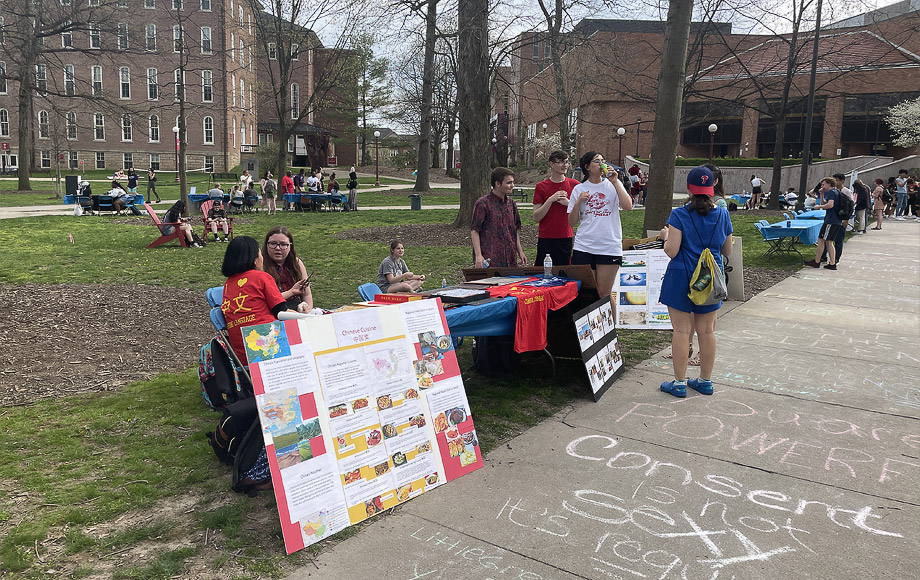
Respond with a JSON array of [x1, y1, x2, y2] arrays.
[[819, 223, 842, 239], [535, 237, 573, 267], [752, 186, 762, 195], [571, 250, 623, 269]]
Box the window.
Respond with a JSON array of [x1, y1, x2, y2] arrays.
[[35, 64, 47, 92], [119, 67, 130, 99], [232, 118, 236, 147], [200, 27, 211, 53], [0, 17, 5, 45], [230, 33, 235, 61], [69, 151, 78, 169], [248, 85, 253, 112], [287, 136, 294, 153], [267, 134, 273, 143], [291, 44, 298, 60], [89, 0, 99, 5], [259, 133, 265, 146], [147, 68, 158, 100], [238, 6, 243, 28], [62, 22, 73, 48], [290, 83, 299, 119], [94, 113, 105, 140], [204, 156, 214, 172], [268, 43, 277, 60], [149, 115, 159, 142], [200, 0, 210, 11], [145, 0, 155, 8], [0, 109, 8, 137], [64, 65, 74, 96], [145, 24, 156, 51], [61, 0, 72, 5], [92, 65, 103, 96], [123, 153, 132, 169], [118, 0, 127, 7], [66, 111, 77, 139], [149, 153, 160, 170], [173, 25, 182, 52], [203, 116, 214, 144], [173, 69, 185, 100], [121, 114, 132, 141], [41, 151, 51, 168], [118, 23, 128, 50], [38, 111, 49, 139], [172, 0, 182, 9], [240, 39, 245, 67], [0, 61, 5, 94], [201, 70, 212, 102], [239, 78, 245, 108], [96, 151, 106, 169], [231, 74, 236, 106], [90, 24, 101, 49], [248, 47, 252, 71]]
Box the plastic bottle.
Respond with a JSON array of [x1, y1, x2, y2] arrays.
[[441, 277, 447, 288], [543, 254, 553, 278], [481, 258, 490, 268], [691, 269, 713, 291]]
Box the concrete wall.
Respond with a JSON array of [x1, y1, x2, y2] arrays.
[[624, 155, 920, 196]]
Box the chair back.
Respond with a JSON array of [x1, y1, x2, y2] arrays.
[[782, 212, 792, 220], [209, 306, 227, 332], [206, 286, 224, 308], [98, 195, 115, 213], [358, 282, 382, 301], [200, 199, 214, 217]]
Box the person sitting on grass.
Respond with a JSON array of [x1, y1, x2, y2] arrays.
[[377, 239, 425, 293], [162, 200, 199, 247], [261, 226, 315, 313], [206, 199, 230, 242]]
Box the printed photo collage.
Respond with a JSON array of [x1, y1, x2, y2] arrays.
[[573, 297, 625, 401], [614, 249, 673, 329]]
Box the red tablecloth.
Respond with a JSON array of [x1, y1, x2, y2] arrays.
[[487, 278, 579, 352]]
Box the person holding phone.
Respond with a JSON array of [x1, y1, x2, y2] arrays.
[[261, 226, 314, 312]]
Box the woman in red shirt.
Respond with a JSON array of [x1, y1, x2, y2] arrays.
[[221, 236, 287, 364]]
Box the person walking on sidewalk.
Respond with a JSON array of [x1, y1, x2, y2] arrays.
[[658, 166, 733, 398], [147, 168, 161, 203], [872, 178, 886, 230], [806, 177, 842, 270], [894, 169, 909, 220]]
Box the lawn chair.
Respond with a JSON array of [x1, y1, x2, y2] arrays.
[[144, 203, 188, 248], [755, 222, 784, 258], [97, 195, 116, 215], [199, 199, 235, 243], [205, 286, 252, 386], [358, 282, 382, 301], [328, 191, 344, 211], [782, 212, 793, 220]]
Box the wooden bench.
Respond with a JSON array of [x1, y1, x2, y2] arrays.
[[509, 187, 529, 203]]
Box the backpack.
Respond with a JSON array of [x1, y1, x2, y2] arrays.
[[205, 397, 271, 495], [198, 335, 253, 409], [684, 209, 728, 306], [882, 189, 893, 204], [836, 191, 854, 219]]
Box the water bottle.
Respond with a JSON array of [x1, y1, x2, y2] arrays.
[[543, 254, 553, 278], [441, 277, 447, 288], [481, 258, 490, 268]]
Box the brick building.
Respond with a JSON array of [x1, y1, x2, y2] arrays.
[[511, 3, 920, 165], [0, 0, 355, 174]]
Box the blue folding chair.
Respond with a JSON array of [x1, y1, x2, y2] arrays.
[[206, 286, 224, 309], [97, 195, 115, 215], [358, 283, 382, 301]]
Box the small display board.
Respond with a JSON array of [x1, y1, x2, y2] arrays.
[[613, 249, 673, 329], [572, 297, 625, 401]]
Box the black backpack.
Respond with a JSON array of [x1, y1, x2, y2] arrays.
[[206, 397, 271, 495], [836, 192, 854, 219], [199, 336, 253, 409]]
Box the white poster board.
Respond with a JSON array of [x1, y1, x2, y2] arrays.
[[614, 249, 673, 329]]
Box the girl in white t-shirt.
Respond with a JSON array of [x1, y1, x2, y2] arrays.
[[749, 174, 764, 209], [567, 150, 633, 303]]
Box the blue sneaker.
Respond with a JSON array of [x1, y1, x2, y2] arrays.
[[660, 380, 687, 398], [688, 378, 714, 395]]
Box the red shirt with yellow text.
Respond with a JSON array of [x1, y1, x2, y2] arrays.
[[222, 269, 286, 363]]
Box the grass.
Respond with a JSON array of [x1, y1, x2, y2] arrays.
[[0, 205, 806, 577]]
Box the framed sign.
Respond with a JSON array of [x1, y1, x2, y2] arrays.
[[572, 297, 625, 401]]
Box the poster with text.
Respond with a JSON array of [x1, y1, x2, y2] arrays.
[[242, 299, 482, 555], [615, 249, 672, 329]]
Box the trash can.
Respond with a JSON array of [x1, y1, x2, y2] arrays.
[[409, 194, 422, 210]]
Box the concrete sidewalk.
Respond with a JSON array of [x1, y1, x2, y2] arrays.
[[288, 222, 919, 579]]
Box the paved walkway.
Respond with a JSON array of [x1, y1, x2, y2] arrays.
[[288, 222, 920, 580]]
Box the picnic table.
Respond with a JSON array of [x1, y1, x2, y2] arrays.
[[761, 219, 823, 260]]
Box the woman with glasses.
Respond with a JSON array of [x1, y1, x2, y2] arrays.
[[377, 239, 425, 293], [567, 150, 633, 304], [261, 226, 313, 312]]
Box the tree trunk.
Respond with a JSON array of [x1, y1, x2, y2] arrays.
[[453, 0, 490, 230], [16, 36, 37, 191], [643, 0, 694, 233], [414, 0, 438, 192], [445, 101, 458, 177]]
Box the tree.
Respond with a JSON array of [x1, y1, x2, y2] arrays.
[[346, 33, 389, 165], [887, 95, 920, 148], [453, 0, 490, 229], [644, 0, 694, 233]]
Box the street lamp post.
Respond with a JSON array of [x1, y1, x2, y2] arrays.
[[616, 127, 626, 167], [373, 130, 380, 187], [172, 125, 180, 182], [708, 123, 718, 164], [635, 117, 641, 157], [491, 137, 497, 168]]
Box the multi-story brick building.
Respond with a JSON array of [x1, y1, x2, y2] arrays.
[[511, 2, 920, 165], [0, 0, 355, 174]]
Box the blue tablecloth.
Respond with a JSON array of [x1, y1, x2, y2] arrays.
[[444, 297, 518, 337], [766, 219, 822, 245], [795, 209, 826, 220], [64, 193, 144, 205], [728, 194, 751, 206]]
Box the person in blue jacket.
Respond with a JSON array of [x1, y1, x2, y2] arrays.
[[658, 166, 733, 398]]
